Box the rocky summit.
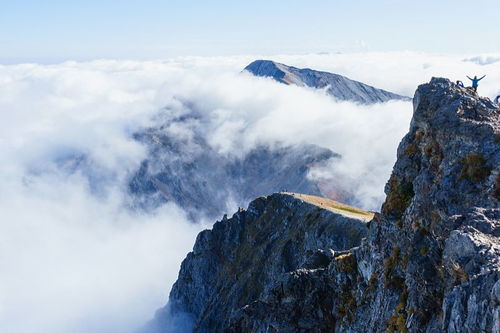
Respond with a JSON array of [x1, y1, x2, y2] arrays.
[[244, 60, 410, 104], [151, 78, 499, 332]]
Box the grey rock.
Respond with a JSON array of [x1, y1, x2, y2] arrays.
[[154, 193, 369, 332], [153, 78, 499, 332], [244, 60, 411, 104]]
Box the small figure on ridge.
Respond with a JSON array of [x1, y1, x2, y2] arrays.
[[456, 80, 464, 88], [466, 75, 486, 92]]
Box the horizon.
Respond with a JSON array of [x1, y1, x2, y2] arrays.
[[3, 50, 500, 66], [2, 0, 499, 64]]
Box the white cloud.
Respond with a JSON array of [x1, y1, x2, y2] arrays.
[[464, 55, 500, 66], [0, 52, 499, 332], [0, 178, 201, 333]]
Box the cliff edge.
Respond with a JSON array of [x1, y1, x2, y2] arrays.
[[151, 78, 500, 332]]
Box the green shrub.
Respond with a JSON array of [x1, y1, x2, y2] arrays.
[[404, 143, 419, 155], [386, 288, 409, 333], [399, 183, 414, 201], [404, 130, 425, 156], [382, 179, 414, 217], [368, 272, 378, 291], [336, 253, 357, 274], [384, 247, 405, 290], [415, 129, 425, 140], [423, 139, 443, 169], [459, 153, 491, 182], [337, 292, 356, 322], [493, 173, 500, 201]]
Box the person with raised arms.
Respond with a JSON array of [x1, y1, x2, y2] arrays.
[[466, 75, 486, 92]]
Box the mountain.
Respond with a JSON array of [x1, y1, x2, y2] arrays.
[[150, 78, 500, 332], [127, 61, 413, 221], [128, 102, 344, 221], [129, 138, 338, 221], [244, 60, 411, 104], [147, 193, 372, 332]]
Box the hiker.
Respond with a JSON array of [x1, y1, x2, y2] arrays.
[[467, 75, 486, 92], [495, 95, 500, 104], [456, 80, 464, 88]]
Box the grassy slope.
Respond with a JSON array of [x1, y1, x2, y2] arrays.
[[283, 192, 375, 222]]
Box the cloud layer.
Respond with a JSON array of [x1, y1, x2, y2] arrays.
[[1, 52, 499, 332]]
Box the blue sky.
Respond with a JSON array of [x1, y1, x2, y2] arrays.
[[1, 0, 499, 63]]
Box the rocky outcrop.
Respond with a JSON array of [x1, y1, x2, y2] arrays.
[[153, 78, 499, 332], [150, 193, 371, 332], [244, 60, 410, 104]]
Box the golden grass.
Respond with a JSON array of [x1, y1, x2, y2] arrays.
[[283, 192, 375, 221]]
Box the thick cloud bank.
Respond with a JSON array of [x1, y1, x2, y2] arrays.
[[1, 52, 499, 332]]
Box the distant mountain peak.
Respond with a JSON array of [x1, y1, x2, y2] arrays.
[[244, 59, 410, 104]]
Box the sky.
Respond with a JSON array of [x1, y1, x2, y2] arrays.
[[1, 0, 499, 63]]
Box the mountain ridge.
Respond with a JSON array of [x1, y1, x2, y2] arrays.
[[244, 60, 411, 104], [148, 192, 371, 332]]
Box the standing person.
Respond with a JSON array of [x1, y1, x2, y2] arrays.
[[467, 75, 486, 92]]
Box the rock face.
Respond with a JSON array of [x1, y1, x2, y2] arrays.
[[153, 78, 500, 332], [244, 60, 410, 104], [150, 193, 372, 332]]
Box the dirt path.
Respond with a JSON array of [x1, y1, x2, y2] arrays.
[[282, 192, 375, 222]]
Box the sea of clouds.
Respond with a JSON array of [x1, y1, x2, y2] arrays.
[[1, 52, 499, 333]]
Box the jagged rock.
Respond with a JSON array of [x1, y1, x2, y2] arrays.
[[149, 193, 370, 332], [152, 78, 500, 332], [244, 60, 410, 104]]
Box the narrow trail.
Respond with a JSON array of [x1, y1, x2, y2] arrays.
[[281, 192, 375, 222]]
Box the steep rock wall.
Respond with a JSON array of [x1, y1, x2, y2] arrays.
[[153, 78, 499, 332]]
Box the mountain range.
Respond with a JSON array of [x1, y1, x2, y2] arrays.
[[244, 60, 411, 104], [127, 61, 408, 220]]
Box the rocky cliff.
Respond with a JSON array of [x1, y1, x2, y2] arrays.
[[244, 60, 410, 104], [152, 78, 500, 332]]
